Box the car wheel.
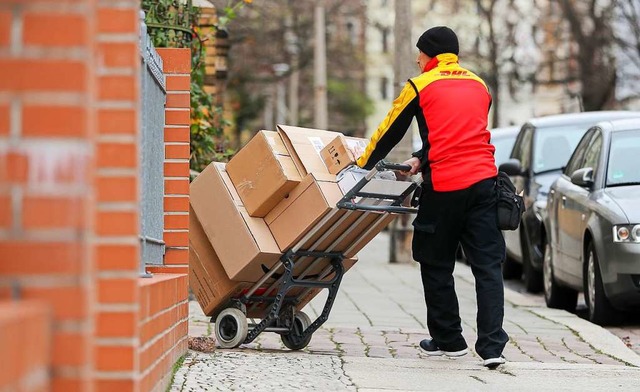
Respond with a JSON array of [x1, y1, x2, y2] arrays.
[[502, 256, 522, 280], [522, 236, 543, 293], [543, 241, 578, 311], [583, 242, 624, 326]]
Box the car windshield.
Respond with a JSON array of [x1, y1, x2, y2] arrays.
[[492, 135, 517, 167], [533, 124, 591, 174], [606, 129, 640, 187]]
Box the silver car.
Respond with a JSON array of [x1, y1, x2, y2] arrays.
[[544, 118, 640, 325]]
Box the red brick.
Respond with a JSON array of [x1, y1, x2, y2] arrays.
[[52, 378, 85, 392], [164, 127, 189, 143], [98, 278, 137, 304], [165, 93, 190, 109], [165, 110, 190, 126], [157, 48, 191, 74], [96, 345, 135, 371], [163, 231, 188, 247], [98, 42, 137, 68], [96, 311, 136, 338], [0, 242, 81, 275], [95, 379, 135, 392], [146, 265, 188, 273], [97, 108, 137, 135], [97, 8, 137, 34], [0, 194, 11, 228], [164, 161, 189, 177], [163, 249, 188, 265], [96, 244, 138, 271], [165, 179, 189, 195], [98, 75, 137, 101], [96, 210, 137, 236], [164, 214, 188, 230], [165, 75, 190, 91], [22, 196, 85, 229], [97, 142, 137, 169], [0, 150, 28, 184], [22, 105, 86, 137], [52, 332, 86, 366], [164, 196, 188, 212], [23, 286, 86, 321], [0, 59, 86, 92], [0, 11, 11, 47], [97, 175, 137, 202], [0, 104, 9, 135], [165, 144, 190, 160], [23, 12, 87, 47]]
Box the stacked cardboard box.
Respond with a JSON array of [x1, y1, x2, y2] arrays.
[[189, 126, 399, 318]]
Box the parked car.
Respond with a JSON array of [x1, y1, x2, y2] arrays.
[[543, 118, 640, 325], [456, 125, 519, 262], [491, 126, 520, 167], [499, 111, 640, 292]]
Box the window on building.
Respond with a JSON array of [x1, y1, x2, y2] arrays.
[[380, 77, 388, 100], [381, 27, 389, 53]]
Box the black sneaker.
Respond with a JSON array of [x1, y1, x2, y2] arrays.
[[482, 356, 506, 369], [419, 339, 468, 357]]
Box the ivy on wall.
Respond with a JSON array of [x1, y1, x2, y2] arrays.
[[141, 0, 250, 173]]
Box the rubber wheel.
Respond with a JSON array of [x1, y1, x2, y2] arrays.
[[502, 256, 522, 280], [543, 241, 578, 311], [281, 311, 312, 350], [584, 243, 624, 326], [215, 307, 248, 349]]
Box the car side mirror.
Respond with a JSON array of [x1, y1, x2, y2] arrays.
[[499, 159, 524, 176], [570, 167, 594, 189]]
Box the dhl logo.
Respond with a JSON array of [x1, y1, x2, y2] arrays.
[[440, 70, 469, 76]]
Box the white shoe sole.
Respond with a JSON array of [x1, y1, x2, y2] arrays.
[[483, 357, 506, 368], [424, 348, 469, 357]]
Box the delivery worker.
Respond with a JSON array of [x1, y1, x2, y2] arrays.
[[354, 26, 508, 369]]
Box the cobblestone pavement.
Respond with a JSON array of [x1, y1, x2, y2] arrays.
[[174, 232, 640, 391]]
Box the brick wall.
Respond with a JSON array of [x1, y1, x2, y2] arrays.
[[0, 301, 51, 391], [148, 48, 191, 275], [0, 2, 189, 391]]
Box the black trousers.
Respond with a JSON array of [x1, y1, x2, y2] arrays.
[[412, 177, 508, 359]]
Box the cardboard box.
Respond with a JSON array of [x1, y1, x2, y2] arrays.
[[226, 131, 302, 217], [190, 162, 282, 281], [320, 134, 368, 175], [189, 207, 250, 317], [265, 173, 344, 251], [277, 125, 343, 181]]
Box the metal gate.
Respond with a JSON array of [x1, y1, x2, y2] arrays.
[[139, 15, 166, 273]]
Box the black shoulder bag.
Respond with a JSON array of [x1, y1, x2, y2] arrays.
[[495, 171, 525, 231]]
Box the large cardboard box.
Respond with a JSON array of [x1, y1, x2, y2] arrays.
[[227, 131, 302, 217], [320, 134, 368, 175], [189, 207, 250, 317], [276, 125, 343, 181], [190, 162, 282, 281], [265, 173, 344, 251]]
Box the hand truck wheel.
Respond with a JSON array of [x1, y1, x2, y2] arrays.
[[215, 307, 248, 349], [281, 311, 312, 350]]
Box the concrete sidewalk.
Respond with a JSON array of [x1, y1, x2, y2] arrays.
[[173, 232, 640, 391]]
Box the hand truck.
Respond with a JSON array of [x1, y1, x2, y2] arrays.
[[212, 161, 419, 350]]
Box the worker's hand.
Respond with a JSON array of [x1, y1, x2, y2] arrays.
[[402, 157, 421, 175]]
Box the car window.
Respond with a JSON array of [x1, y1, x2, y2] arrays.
[[582, 131, 602, 173], [512, 127, 532, 170], [492, 134, 518, 167], [564, 129, 594, 175], [606, 129, 640, 187], [533, 124, 591, 174]]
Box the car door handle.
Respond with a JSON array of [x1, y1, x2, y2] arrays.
[[561, 196, 566, 208]]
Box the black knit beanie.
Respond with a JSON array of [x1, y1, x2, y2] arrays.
[[416, 26, 459, 57]]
